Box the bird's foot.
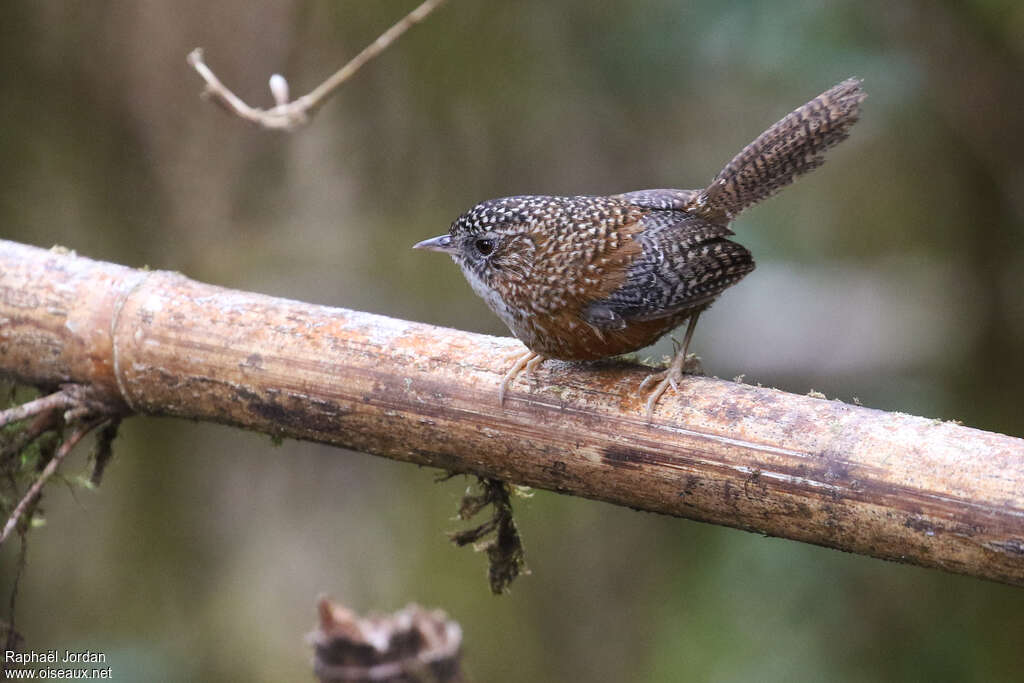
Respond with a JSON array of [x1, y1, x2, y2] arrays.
[[668, 335, 705, 375], [498, 350, 544, 406], [639, 351, 699, 418]]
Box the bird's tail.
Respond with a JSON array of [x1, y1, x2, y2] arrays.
[[687, 78, 866, 223]]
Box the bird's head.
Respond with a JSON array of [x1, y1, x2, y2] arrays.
[[413, 197, 545, 304]]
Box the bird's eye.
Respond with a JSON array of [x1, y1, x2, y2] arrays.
[[474, 238, 496, 257]]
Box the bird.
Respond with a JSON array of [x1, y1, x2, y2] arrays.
[[415, 78, 866, 416]]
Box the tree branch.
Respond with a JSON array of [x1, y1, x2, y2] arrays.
[[1, 239, 1023, 586], [187, 0, 450, 130]]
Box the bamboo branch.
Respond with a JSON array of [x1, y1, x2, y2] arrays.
[[1, 239, 1023, 586], [187, 0, 450, 130]]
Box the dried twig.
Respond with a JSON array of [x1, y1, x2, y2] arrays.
[[2, 534, 27, 661], [0, 411, 59, 464], [0, 392, 74, 429], [1, 384, 127, 546], [0, 420, 102, 546], [187, 0, 450, 130]]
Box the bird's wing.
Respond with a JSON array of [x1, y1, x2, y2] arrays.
[[582, 210, 754, 329]]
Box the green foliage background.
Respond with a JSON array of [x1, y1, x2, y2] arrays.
[[1, 1, 1023, 680]]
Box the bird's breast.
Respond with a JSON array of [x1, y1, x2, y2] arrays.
[[505, 308, 688, 361]]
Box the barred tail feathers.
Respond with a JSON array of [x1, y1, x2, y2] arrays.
[[689, 78, 866, 222]]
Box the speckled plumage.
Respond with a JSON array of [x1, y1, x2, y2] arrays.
[[415, 79, 865, 412], [441, 193, 752, 361]]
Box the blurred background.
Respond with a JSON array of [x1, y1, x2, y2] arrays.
[[2, 0, 1023, 680]]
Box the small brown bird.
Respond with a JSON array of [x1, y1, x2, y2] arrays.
[[415, 79, 865, 415]]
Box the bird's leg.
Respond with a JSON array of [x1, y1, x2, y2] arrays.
[[674, 336, 704, 376], [639, 313, 701, 417], [498, 349, 544, 406]]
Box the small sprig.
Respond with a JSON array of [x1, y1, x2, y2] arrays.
[[187, 0, 450, 131]]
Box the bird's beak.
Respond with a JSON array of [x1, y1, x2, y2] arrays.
[[413, 234, 457, 254]]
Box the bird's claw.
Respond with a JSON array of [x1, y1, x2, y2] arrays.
[[498, 350, 543, 406], [641, 366, 684, 418], [640, 348, 698, 418]]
